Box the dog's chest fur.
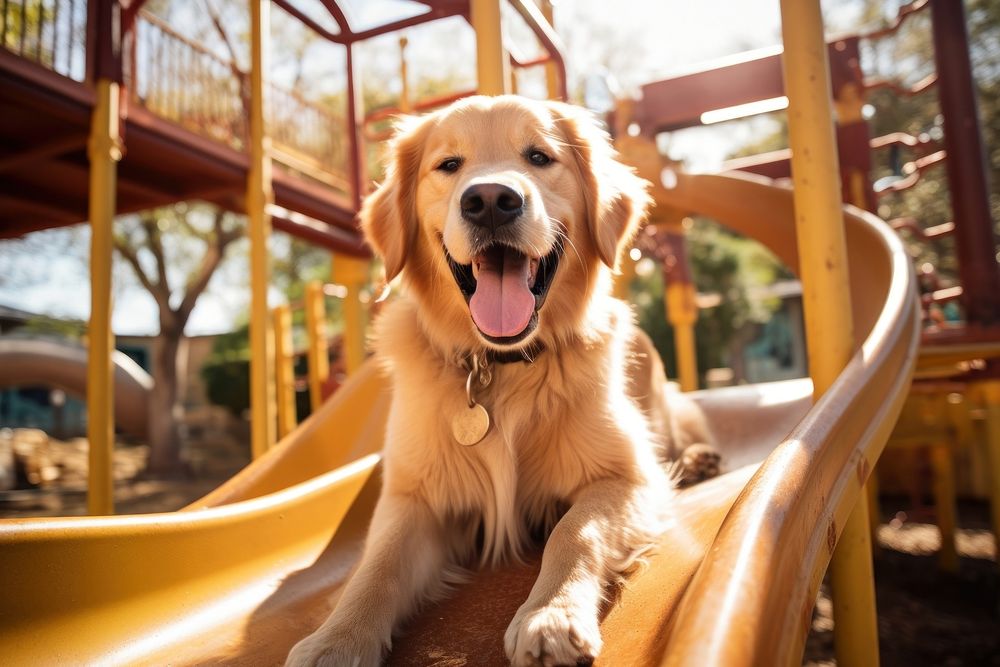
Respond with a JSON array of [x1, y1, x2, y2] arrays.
[[373, 298, 655, 564]]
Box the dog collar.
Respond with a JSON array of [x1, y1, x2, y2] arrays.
[[457, 341, 545, 367]]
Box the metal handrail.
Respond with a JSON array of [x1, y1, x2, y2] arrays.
[[0, 0, 86, 81], [126, 9, 350, 193]]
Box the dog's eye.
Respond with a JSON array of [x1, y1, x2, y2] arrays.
[[436, 157, 463, 173], [527, 149, 552, 167]]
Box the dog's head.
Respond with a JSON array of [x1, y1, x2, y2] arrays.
[[361, 95, 650, 352]]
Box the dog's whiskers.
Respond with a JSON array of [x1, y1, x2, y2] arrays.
[[551, 222, 590, 286]]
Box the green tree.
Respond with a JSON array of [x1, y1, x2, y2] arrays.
[[629, 221, 792, 386], [113, 204, 243, 475]]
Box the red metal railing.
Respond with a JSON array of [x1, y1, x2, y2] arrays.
[[3, 0, 351, 197], [129, 12, 248, 149], [1, 0, 87, 80], [128, 10, 349, 195], [269, 83, 350, 192]]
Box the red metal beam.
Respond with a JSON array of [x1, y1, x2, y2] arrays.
[[272, 0, 345, 43], [633, 38, 861, 134], [508, 0, 567, 100], [317, 0, 350, 35], [345, 42, 364, 211], [0, 136, 88, 172], [86, 0, 123, 83], [930, 0, 1000, 325], [270, 208, 369, 257], [348, 8, 459, 44]]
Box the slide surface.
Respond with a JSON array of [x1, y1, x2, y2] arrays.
[[0, 173, 918, 666], [0, 337, 153, 438]]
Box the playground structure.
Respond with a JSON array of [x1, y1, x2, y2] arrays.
[[611, 0, 1000, 576], [0, 337, 152, 439], [0, 1, 995, 666]]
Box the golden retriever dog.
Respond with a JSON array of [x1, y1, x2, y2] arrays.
[[286, 95, 715, 667]]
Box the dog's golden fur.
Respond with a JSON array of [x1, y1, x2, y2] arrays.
[[286, 95, 712, 667]]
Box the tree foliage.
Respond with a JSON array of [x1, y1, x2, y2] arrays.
[[630, 221, 792, 383]]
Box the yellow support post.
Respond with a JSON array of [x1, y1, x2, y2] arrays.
[[834, 82, 872, 211], [471, 0, 509, 95], [539, 0, 559, 101], [866, 465, 882, 557], [333, 256, 369, 376], [247, 0, 276, 459], [304, 281, 330, 412], [930, 444, 959, 572], [86, 78, 121, 516], [667, 283, 699, 393], [273, 305, 297, 439], [398, 36, 411, 114], [779, 1, 877, 665], [612, 250, 636, 300], [974, 380, 1000, 563]]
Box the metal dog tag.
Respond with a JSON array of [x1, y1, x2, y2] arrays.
[[452, 402, 490, 446]]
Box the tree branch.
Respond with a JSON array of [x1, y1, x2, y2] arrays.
[[140, 214, 170, 293], [114, 233, 178, 331], [174, 210, 241, 327]]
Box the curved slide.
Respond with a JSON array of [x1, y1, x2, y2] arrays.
[[0, 173, 918, 666], [0, 337, 152, 438]]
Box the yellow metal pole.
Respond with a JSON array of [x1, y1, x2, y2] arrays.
[[471, 0, 509, 95], [779, 1, 876, 665], [866, 466, 882, 557], [834, 82, 872, 211], [398, 36, 411, 113], [838, 75, 884, 559], [612, 250, 636, 300], [304, 281, 329, 412], [661, 218, 699, 393], [667, 283, 699, 392], [247, 0, 276, 459], [930, 444, 959, 572], [333, 256, 369, 376], [86, 78, 121, 516], [273, 305, 297, 439], [539, 0, 559, 101], [974, 380, 1000, 563]]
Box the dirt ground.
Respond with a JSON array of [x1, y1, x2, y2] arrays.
[[2, 436, 997, 665], [0, 428, 248, 518], [803, 498, 999, 667]]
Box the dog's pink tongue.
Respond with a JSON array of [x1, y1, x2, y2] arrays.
[[470, 249, 535, 338]]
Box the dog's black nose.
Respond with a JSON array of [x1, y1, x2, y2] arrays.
[[460, 183, 524, 231]]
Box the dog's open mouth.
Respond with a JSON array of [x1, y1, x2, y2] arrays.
[[446, 239, 563, 344]]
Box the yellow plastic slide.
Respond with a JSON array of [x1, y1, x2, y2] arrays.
[[0, 172, 918, 666]]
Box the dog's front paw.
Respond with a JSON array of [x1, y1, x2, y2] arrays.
[[677, 443, 722, 486], [285, 626, 384, 667], [504, 600, 602, 667]]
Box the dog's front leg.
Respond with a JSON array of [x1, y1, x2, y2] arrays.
[[286, 493, 446, 667], [504, 479, 658, 667]]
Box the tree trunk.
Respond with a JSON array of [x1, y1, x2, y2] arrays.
[[146, 330, 186, 476]]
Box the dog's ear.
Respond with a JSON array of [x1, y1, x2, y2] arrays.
[[360, 114, 434, 282], [549, 102, 651, 269]]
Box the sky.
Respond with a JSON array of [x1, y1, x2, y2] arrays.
[[0, 0, 871, 336]]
